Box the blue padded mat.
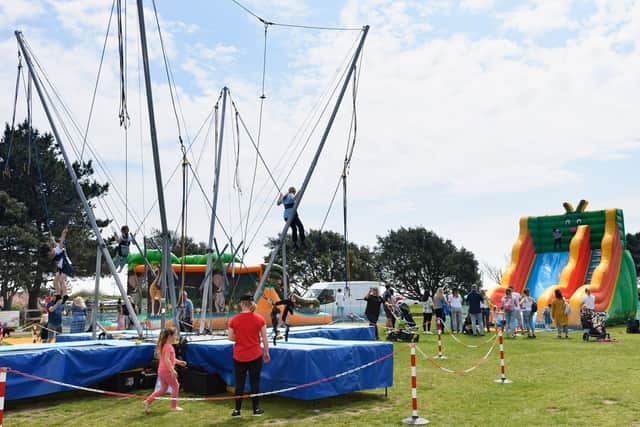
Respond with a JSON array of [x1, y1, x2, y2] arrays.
[[0, 340, 154, 400], [56, 324, 376, 343], [185, 337, 393, 400]]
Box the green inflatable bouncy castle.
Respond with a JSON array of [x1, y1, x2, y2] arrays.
[[488, 201, 638, 326]]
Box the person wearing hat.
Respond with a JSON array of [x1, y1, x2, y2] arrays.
[[228, 295, 270, 417]]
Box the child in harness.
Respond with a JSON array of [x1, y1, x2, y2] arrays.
[[40, 227, 73, 303]]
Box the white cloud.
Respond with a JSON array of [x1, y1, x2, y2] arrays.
[[498, 0, 577, 36], [460, 0, 496, 13], [2, 0, 640, 275], [0, 0, 45, 28], [200, 43, 240, 64]]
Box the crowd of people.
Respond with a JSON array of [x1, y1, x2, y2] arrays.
[[415, 284, 598, 340]]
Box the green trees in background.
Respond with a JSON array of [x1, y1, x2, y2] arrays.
[[625, 232, 640, 278], [0, 122, 109, 309], [264, 226, 480, 299], [376, 227, 481, 301], [264, 229, 377, 290]]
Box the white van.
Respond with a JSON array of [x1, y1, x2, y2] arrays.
[[301, 281, 387, 320]]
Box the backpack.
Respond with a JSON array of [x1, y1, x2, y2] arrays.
[[442, 302, 451, 316], [503, 297, 514, 313], [531, 300, 538, 314], [564, 302, 572, 315]]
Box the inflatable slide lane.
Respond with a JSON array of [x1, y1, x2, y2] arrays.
[[489, 202, 637, 326]]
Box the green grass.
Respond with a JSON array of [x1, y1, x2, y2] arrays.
[[5, 326, 640, 426]]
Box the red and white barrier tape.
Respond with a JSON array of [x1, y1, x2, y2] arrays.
[[414, 337, 497, 375], [5, 347, 403, 402], [441, 325, 497, 348]]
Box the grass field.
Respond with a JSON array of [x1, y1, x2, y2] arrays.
[[5, 324, 640, 426]]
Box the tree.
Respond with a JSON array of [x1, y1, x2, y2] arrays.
[[0, 122, 109, 309], [263, 229, 378, 290], [146, 229, 208, 256], [375, 227, 480, 301], [626, 232, 640, 277], [0, 191, 39, 309]]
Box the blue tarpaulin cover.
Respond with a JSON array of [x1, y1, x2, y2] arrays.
[[56, 324, 376, 343], [0, 340, 154, 400], [186, 337, 393, 400]]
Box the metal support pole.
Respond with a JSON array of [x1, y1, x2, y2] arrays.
[[254, 25, 370, 300], [15, 30, 143, 337], [200, 87, 228, 334], [282, 242, 288, 299], [92, 246, 102, 339], [136, 0, 178, 332]]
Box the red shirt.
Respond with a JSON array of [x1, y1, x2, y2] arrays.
[[158, 342, 176, 374], [229, 312, 265, 362]]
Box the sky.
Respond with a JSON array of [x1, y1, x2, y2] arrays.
[[1, 0, 639, 289]]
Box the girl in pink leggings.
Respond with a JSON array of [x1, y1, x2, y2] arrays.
[[144, 326, 187, 412]]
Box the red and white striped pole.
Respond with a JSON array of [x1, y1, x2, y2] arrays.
[[0, 367, 6, 426], [434, 318, 447, 359], [494, 325, 512, 384], [32, 323, 37, 344], [402, 344, 428, 425]]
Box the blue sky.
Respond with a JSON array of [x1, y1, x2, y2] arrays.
[[1, 0, 639, 288]]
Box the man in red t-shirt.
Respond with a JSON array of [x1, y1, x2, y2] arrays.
[[228, 294, 270, 417]]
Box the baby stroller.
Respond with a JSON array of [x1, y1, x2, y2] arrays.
[[386, 300, 419, 342], [581, 310, 610, 341]]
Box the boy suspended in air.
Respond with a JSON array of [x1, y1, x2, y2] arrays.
[[277, 187, 306, 249], [113, 225, 133, 272], [40, 226, 73, 303]]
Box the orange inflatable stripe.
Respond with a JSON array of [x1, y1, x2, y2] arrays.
[[133, 264, 263, 275], [557, 224, 591, 298]]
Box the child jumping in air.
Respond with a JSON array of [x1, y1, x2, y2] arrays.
[[39, 227, 73, 302], [144, 326, 187, 413], [113, 225, 133, 272]]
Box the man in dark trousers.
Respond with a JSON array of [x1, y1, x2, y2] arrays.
[[466, 285, 485, 336]]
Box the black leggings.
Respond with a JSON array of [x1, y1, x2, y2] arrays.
[[422, 313, 433, 331], [288, 214, 306, 244], [234, 357, 262, 411], [366, 314, 379, 339]]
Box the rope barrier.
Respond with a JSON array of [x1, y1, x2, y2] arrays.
[[414, 338, 498, 375], [440, 324, 498, 348], [5, 346, 403, 402]]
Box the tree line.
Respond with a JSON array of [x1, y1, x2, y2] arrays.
[[0, 123, 501, 310]]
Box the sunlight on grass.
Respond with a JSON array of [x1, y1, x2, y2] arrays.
[[5, 326, 640, 426]]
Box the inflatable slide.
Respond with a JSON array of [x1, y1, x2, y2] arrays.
[[488, 202, 638, 326]]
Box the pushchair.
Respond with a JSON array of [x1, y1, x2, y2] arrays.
[[581, 310, 610, 341], [386, 301, 419, 342]]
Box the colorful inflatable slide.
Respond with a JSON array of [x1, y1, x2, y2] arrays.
[[488, 201, 638, 326]]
